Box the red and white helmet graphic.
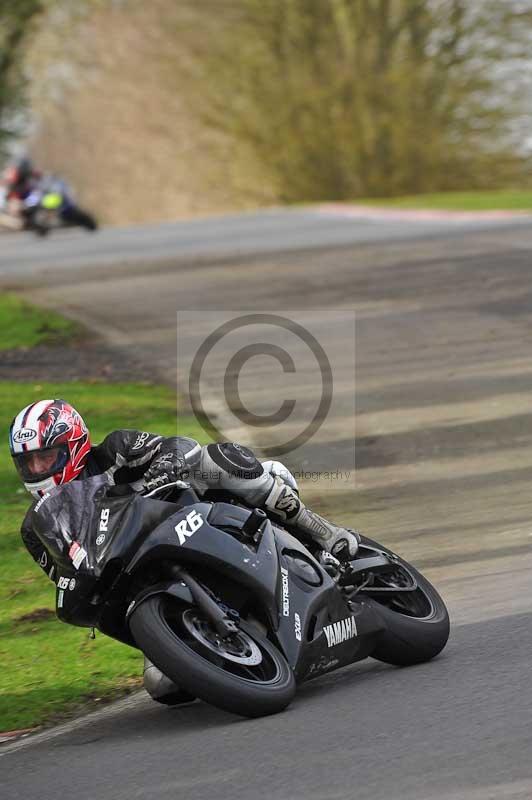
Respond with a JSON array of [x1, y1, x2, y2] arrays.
[[9, 399, 91, 497]]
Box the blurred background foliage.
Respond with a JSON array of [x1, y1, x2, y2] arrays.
[[0, 0, 43, 158], [2, 0, 532, 222]]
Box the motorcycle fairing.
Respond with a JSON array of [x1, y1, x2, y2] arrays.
[[271, 527, 384, 680], [36, 482, 385, 680], [126, 502, 280, 627], [128, 504, 385, 680]]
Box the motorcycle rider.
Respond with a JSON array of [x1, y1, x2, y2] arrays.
[[10, 399, 359, 703], [0, 157, 42, 226], [2, 157, 41, 200]]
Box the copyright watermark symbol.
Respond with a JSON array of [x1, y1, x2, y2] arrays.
[[177, 310, 355, 486]]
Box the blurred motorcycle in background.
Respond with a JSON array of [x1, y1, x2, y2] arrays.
[[0, 177, 98, 236]]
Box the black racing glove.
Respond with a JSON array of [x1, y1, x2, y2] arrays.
[[142, 451, 187, 494]]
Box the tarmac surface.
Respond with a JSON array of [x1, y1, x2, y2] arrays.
[[1, 207, 532, 799]]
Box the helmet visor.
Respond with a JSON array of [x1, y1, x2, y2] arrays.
[[13, 445, 69, 483]]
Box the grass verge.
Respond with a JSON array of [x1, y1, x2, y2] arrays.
[[353, 189, 532, 212], [0, 293, 82, 350]]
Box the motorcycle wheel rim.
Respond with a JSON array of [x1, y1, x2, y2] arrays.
[[182, 609, 263, 666]]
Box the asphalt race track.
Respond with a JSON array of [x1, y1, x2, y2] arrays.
[[2, 207, 532, 800]]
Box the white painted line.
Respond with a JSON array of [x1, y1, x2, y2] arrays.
[[0, 691, 148, 758], [315, 203, 532, 222]]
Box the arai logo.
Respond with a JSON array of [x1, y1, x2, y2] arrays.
[[13, 427, 37, 444]]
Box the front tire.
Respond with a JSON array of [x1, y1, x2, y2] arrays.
[[130, 595, 296, 718], [357, 537, 450, 666]]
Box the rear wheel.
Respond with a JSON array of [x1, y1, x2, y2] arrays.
[[61, 206, 98, 231], [352, 536, 450, 666], [130, 595, 295, 718], [79, 212, 98, 231]]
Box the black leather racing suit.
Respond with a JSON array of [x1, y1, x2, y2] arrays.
[[21, 430, 357, 581]]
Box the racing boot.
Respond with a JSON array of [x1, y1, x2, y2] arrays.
[[264, 477, 359, 560], [143, 657, 196, 706], [197, 444, 359, 560]]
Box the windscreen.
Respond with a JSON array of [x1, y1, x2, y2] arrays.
[[31, 475, 111, 565], [30, 475, 178, 572]]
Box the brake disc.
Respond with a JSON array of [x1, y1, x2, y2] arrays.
[[182, 610, 263, 666]]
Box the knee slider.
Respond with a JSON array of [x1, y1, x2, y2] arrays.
[[205, 443, 264, 480]]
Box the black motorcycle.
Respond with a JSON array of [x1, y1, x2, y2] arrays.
[[33, 475, 449, 718]]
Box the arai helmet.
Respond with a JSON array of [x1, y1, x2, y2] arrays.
[[9, 399, 91, 497]]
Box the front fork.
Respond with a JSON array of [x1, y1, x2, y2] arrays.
[[168, 564, 240, 637]]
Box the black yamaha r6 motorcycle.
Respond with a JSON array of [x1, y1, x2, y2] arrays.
[[33, 475, 449, 718]]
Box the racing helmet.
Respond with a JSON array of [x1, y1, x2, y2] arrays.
[[3, 158, 34, 190], [9, 399, 91, 498], [15, 157, 33, 182]]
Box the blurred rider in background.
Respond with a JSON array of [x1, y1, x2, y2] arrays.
[[0, 157, 42, 227], [2, 157, 42, 201]]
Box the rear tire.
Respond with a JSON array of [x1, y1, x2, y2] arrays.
[[81, 213, 98, 232], [359, 537, 450, 666], [61, 207, 98, 231], [130, 595, 296, 718]]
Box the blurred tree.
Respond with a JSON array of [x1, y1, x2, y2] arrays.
[[0, 0, 43, 156], [26, 0, 274, 224], [198, 0, 532, 201], [20, 0, 532, 218]]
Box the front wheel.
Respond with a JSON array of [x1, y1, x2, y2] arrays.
[[30, 209, 51, 236], [354, 536, 450, 666], [129, 595, 296, 718]]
